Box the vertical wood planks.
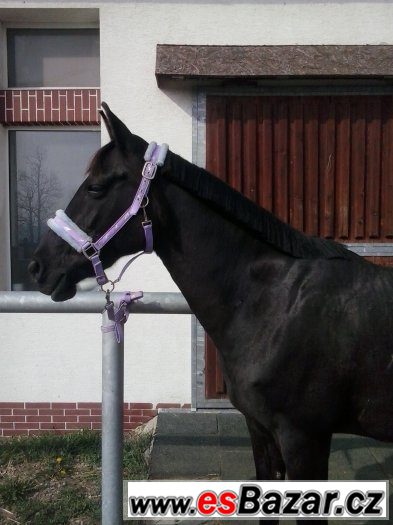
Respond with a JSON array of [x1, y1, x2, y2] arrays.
[[289, 98, 304, 230], [365, 97, 382, 238], [205, 97, 227, 400], [319, 98, 336, 238], [304, 97, 319, 236], [381, 97, 393, 238], [206, 96, 227, 182], [204, 335, 226, 399], [227, 97, 242, 189], [350, 97, 366, 240], [335, 97, 351, 239], [257, 98, 273, 211], [273, 97, 289, 222], [242, 97, 257, 201], [205, 93, 393, 399], [206, 94, 393, 244]]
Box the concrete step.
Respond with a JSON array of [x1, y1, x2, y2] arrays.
[[149, 410, 254, 480], [146, 411, 393, 524], [149, 410, 393, 483]]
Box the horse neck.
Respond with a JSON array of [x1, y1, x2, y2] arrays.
[[150, 176, 285, 338]]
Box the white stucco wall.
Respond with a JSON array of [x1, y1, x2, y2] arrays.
[[0, 312, 190, 403], [0, 0, 392, 404]]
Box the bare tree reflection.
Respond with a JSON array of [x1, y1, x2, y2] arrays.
[[10, 130, 99, 289], [17, 147, 62, 244]]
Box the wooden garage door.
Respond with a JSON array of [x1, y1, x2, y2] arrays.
[[205, 94, 393, 399]]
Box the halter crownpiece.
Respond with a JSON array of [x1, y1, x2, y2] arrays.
[[47, 141, 169, 288]]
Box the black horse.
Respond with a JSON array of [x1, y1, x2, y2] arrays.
[[30, 103, 393, 516]]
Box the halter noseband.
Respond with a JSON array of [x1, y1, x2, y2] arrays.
[[47, 142, 168, 289]]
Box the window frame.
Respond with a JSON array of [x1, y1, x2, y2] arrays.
[[0, 18, 100, 291]]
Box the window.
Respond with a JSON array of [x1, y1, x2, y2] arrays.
[[9, 130, 100, 290], [7, 29, 99, 87], [3, 24, 100, 290]]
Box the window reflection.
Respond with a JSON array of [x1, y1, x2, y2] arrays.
[[9, 131, 100, 290], [8, 29, 99, 87]]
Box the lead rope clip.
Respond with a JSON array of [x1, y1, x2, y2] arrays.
[[101, 291, 143, 343]]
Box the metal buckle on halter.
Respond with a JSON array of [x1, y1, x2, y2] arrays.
[[142, 162, 157, 180], [82, 242, 99, 260]]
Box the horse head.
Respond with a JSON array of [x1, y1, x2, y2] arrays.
[[29, 103, 154, 301]]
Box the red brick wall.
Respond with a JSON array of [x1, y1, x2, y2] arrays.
[[0, 88, 100, 125], [0, 402, 191, 437]]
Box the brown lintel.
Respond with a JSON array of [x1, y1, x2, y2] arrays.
[[156, 45, 393, 83]]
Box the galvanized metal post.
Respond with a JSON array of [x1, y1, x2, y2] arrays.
[[101, 308, 124, 525]]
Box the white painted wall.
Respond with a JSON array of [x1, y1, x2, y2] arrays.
[[0, 0, 392, 404], [0, 312, 190, 403]]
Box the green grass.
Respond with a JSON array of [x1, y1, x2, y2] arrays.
[[0, 430, 152, 525]]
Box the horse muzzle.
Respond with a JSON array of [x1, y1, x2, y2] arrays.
[[28, 252, 78, 301]]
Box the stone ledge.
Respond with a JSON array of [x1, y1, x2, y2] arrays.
[[156, 45, 393, 84]]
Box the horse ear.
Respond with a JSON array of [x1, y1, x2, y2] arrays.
[[100, 102, 147, 157], [99, 102, 133, 151], [99, 104, 114, 140]]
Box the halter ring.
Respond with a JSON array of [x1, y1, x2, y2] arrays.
[[100, 280, 115, 294], [140, 196, 149, 208]]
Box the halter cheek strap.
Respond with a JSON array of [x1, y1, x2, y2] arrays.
[[47, 142, 169, 288]]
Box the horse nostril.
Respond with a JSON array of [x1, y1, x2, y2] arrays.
[[28, 259, 42, 281]]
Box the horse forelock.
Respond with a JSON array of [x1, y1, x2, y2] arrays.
[[165, 152, 358, 261], [86, 141, 116, 179]]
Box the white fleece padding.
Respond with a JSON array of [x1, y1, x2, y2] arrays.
[[47, 213, 92, 253], [144, 141, 157, 161], [47, 218, 84, 252], [157, 143, 169, 166], [55, 210, 91, 241]]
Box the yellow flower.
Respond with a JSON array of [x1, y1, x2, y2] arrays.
[[56, 457, 63, 463], [60, 469, 66, 475]]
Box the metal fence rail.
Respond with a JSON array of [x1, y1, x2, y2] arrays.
[[0, 291, 191, 314], [0, 291, 192, 525]]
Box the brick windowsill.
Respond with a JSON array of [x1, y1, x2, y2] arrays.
[[0, 88, 101, 126]]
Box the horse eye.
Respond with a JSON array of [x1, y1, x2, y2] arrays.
[[88, 184, 106, 195]]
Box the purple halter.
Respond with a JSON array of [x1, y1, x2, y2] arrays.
[[47, 142, 168, 289]]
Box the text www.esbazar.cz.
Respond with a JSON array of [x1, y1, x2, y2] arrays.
[[128, 483, 386, 519]]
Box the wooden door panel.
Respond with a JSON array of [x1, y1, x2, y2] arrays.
[[204, 94, 393, 399]]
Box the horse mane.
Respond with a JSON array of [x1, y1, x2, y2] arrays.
[[87, 140, 356, 260], [166, 152, 357, 260]]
